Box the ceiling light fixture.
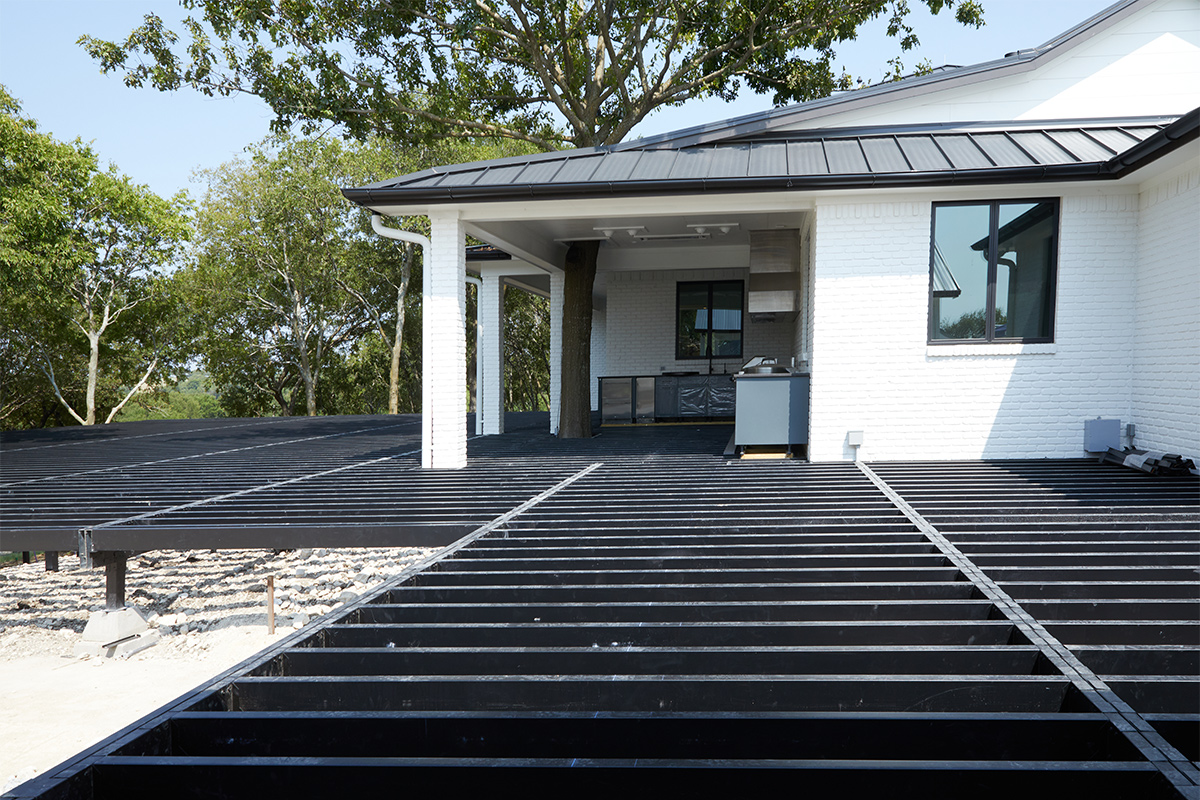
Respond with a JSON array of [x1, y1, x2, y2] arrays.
[[687, 223, 740, 236], [593, 225, 645, 238]]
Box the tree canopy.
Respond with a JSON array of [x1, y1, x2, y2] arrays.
[[1, 86, 191, 428], [82, 0, 983, 151], [79, 1, 986, 439]]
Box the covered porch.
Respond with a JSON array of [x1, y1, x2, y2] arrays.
[[345, 115, 1189, 469]]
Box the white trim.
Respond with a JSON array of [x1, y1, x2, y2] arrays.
[[926, 343, 1058, 357]]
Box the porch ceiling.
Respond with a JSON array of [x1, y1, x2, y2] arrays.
[[467, 207, 810, 307]]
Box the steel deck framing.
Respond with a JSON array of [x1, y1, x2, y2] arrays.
[[2, 419, 1198, 798]]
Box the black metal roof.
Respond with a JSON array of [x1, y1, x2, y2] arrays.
[[6, 418, 1198, 798], [344, 111, 1198, 208]]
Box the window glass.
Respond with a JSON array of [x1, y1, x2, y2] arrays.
[[929, 200, 1056, 343], [677, 285, 708, 358], [677, 281, 744, 359], [712, 330, 742, 357], [930, 204, 990, 340], [712, 283, 743, 331], [995, 201, 1055, 340]]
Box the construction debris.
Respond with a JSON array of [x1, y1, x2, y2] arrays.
[[1099, 447, 1197, 476]]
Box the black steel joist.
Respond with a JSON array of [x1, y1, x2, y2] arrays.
[[3, 421, 1198, 798]]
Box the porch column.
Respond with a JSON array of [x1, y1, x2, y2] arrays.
[[479, 272, 506, 435], [548, 270, 564, 435], [424, 211, 468, 469]]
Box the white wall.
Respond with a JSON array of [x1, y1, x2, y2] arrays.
[[808, 191, 1144, 462], [1132, 165, 1200, 460], [604, 268, 796, 377], [590, 309, 607, 411], [777, 0, 1200, 130]]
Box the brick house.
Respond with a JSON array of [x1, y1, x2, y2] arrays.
[[344, 0, 1199, 468]]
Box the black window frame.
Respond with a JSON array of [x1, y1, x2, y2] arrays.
[[675, 280, 745, 360], [928, 198, 1059, 345]]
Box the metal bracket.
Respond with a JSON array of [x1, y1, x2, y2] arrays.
[[77, 529, 93, 569]]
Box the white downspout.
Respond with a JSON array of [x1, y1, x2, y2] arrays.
[[465, 276, 483, 436], [371, 215, 434, 467], [370, 215, 484, 449]]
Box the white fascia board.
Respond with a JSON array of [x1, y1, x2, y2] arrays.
[[476, 259, 549, 278], [454, 193, 816, 223], [503, 276, 552, 299]]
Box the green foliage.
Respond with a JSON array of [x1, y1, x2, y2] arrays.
[[938, 306, 1007, 340], [1, 86, 191, 430], [504, 289, 550, 411], [81, 1, 984, 150]]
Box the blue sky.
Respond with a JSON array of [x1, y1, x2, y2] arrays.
[[1, 0, 1117, 200]]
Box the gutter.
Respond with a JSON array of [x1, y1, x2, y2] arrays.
[[1103, 107, 1199, 176]]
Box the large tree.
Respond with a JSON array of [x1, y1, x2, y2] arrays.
[[186, 137, 381, 416], [84, 0, 984, 435], [1, 86, 190, 428]]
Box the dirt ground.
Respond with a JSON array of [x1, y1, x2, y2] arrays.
[[0, 545, 435, 792]]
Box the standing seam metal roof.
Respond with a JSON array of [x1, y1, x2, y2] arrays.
[[344, 113, 1197, 208]]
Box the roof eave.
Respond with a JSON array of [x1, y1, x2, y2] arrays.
[[343, 163, 1123, 209]]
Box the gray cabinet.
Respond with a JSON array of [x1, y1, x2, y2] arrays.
[[734, 374, 810, 446]]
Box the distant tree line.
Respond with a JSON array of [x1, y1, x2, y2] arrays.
[[1, 85, 548, 430]]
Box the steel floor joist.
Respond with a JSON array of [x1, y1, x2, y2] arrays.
[[3, 420, 1198, 799]]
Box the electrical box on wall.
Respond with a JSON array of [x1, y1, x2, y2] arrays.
[[1084, 418, 1121, 453]]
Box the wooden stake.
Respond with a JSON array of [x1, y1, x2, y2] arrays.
[[267, 575, 275, 634]]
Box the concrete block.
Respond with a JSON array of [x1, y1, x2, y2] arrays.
[[73, 607, 159, 659]]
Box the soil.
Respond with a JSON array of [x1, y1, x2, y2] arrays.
[[0, 545, 435, 793]]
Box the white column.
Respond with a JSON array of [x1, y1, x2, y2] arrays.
[[589, 308, 606, 412], [479, 273, 506, 435], [424, 211, 468, 468], [548, 270, 564, 435]]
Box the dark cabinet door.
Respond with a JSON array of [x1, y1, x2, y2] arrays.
[[655, 377, 679, 417], [678, 385, 708, 416], [709, 380, 736, 416]]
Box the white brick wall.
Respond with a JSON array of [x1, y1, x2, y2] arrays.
[[1133, 166, 1200, 460], [548, 271, 564, 434], [425, 212, 468, 468], [479, 274, 505, 435], [808, 194, 1144, 461], [604, 268, 797, 378]]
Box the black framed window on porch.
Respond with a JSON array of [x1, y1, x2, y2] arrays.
[[929, 199, 1058, 343], [676, 280, 744, 359]]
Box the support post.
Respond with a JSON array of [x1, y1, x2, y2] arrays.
[[105, 555, 127, 611], [45, 551, 59, 572], [480, 272, 506, 435], [424, 211, 468, 468], [548, 271, 564, 435], [22, 551, 30, 564]]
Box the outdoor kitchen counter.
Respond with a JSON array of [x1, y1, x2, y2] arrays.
[[599, 374, 737, 423], [732, 371, 810, 447]]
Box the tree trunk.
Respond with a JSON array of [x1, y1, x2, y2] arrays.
[[84, 331, 100, 425], [558, 240, 599, 439], [388, 282, 406, 414], [388, 245, 412, 414]]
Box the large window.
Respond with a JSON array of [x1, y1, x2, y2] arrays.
[[929, 199, 1058, 343], [676, 281, 744, 359]]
